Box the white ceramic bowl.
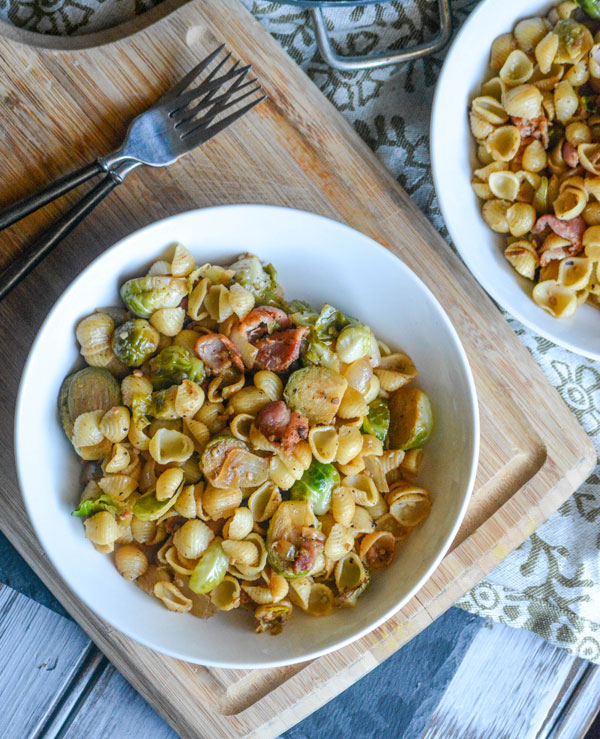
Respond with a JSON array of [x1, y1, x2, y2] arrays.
[[15, 205, 479, 668], [432, 0, 600, 360]]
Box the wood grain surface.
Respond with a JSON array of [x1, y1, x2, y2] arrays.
[[0, 0, 595, 736]]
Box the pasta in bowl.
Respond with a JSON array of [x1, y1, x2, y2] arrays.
[[16, 206, 478, 666], [432, 0, 600, 358]]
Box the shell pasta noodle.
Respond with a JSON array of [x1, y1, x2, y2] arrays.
[[60, 246, 435, 634], [469, 1, 600, 318]]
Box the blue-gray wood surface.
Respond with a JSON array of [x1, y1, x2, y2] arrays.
[[1, 531, 599, 738]]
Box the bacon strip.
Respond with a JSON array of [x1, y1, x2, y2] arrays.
[[532, 214, 586, 251], [239, 307, 290, 342], [512, 114, 549, 148], [194, 333, 244, 373], [254, 327, 309, 372], [294, 540, 322, 574], [563, 141, 579, 168], [255, 400, 308, 454]]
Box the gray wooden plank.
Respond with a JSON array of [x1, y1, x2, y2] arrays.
[[0, 583, 91, 739], [552, 665, 600, 739], [422, 622, 583, 739], [57, 662, 176, 739]]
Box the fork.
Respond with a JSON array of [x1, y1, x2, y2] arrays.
[[0, 45, 265, 300]]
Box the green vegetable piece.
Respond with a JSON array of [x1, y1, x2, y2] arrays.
[[581, 94, 599, 113], [111, 319, 159, 367], [555, 19, 593, 64], [533, 175, 549, 215], [133, 487, 182, 521], [336, 323, 373, 363], [301, 336, 340, 372], [290, 459, 340, 515], [119, 275, 187, 319], [72, 495, 122, 518], [200, 435, 247, 483], [362, 397, 391, 443], [284, 366, 348, 425], [267, 501, 318, 579], [189, 540, 229, 594], [58, 367, 121, 440], [547, 127, 563, 150], [149, 345, 205, 390], [388, 387, 433, 451], [577, 0, 600, 18], [230, 254, 282, 303], [314, 303, 354, 339]]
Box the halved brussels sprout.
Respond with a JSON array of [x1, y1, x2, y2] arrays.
[[149, 345, 205, 389], [201, 434, 246, 477], [230, 254, 282, 303], [290, 459, 340, 515], [284, 366, 348, 425], [362, 397, 391, 443], [111, 319, 159, 367], [554, 19, 593, 64], [72, 494, 122, 518], [267, 500, 320, 579], [189, 540, 229, 594], [388, 387, 433, 450], [336, 323, 373, 363], [133, 486, 182, 521], [120, 275, 187, 319], [59, 367, 121, 440], [293, 304, 356, 370], [254, 601, 293, 634]]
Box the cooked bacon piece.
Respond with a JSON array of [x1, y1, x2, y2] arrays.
[[164, 515, 186, 534], [532, 214, 586, 251], [539, 247, 572, 267], [194, 333, 244, 373], [254, 326, 309, 372], [255, 400, 309, 454], [293, 539, 322, 574], [563, 141, 579, 168], [239, 307, 291, 342], [512, 114, 549, 148]]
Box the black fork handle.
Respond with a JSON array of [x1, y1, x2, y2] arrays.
[[0, 170, 122, 301], [0, 160, 104, 231]]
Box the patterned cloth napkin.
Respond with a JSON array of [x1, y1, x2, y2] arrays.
[[2, 0, 600, 663]]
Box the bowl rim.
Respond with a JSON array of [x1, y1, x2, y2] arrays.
[[430, 0, 600, 361], [14, 204, 480, 668]]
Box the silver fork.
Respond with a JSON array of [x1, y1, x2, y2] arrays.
[[0, 45, 265, 300]]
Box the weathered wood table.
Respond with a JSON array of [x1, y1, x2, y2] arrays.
[[0, 554, 599, 738]]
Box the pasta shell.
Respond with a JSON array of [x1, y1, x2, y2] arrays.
[[337, 387, 368, 419], [131, 515, 157, 544], [228, 283, 255, 319], [358, 531, 395, 569], [76, 313, 114, 354], [174, 380, 205, 418], [153, 582, 192, 612], [499, 50, 534, 86], [150, 307, 186, 337], [324, 523, 354, 561], [147, 259, 171, 276], [242, 583, 274, 605], [349, 506, 376, 536], [375, 513, 411, 541], [84, 511, 118, 546], [305, 584, 334, 617], [72, 410, 105, 448], [222, 507, 254, 539], [228, 386, 270, 416], [98, 474, 137, 501], [336, 426, 364, 465], [387, 483, 432, 527], [172, 329, 202, 355], [136, 565, 171, 595], [334, 552, 368, 593], [164, 546, 195, 576], [115, 544, 148, 580], [121, 375, 152, 406], [471, 95, 508, 125], [504, 241, 539, 280], [100, 406, 130, 443], [230, 413, 254, 442], [183, 418, 211, 452], [482, 199, 511, 232], [188, 277, 210, 321], [248, 482, 282, 522], [332, 486, 356, 527], [173, 519, 214, 559], [210, 576, 241, 611], [488, 171, 520, 201], [558, 257, 593, 290], [515, 17, 550, 52], [173, 484, 198, 518], [227, 533, 267, 580], [202, 484, 242, 521], [486, 124, 522, 161], [222, 539, 260, 566], [149, 428, 194, 464], [253, 370, 283, 402], [532, 280, 578, 318], [156, 467, 184, 501], [308, 426, 339, 464], [490, 33, 517, 72], [104, 443, 131, 474], [400, 448, 424, 478], [170, 244, 195, 277], [288, 577, 312, 610]]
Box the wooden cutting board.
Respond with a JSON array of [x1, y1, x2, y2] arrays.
[[0, 1, 595, 735]]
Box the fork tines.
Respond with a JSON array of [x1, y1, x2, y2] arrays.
[[162, 45, 265, 146]]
